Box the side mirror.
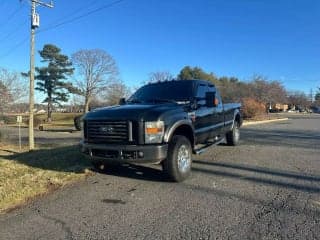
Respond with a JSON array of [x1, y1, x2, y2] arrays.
[[119, 98, 126, 105], [205, 92, 218, 107]]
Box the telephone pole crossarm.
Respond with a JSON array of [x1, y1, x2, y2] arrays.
[[32, 0, 54, 8]]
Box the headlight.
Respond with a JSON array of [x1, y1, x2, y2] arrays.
[[145, 121, 164, 144]]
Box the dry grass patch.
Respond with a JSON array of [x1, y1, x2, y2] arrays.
[[37, 113, 82, 124], [37, 113, 83, 131], [0, 144, 92, 213]]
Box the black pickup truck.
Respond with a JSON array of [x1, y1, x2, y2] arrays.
[[80, 79, 242, 182]]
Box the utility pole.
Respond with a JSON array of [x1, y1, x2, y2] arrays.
[[310, 88, 313, 103], [28, 0, 53, 150]]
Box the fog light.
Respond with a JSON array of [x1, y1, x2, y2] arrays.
[[138, 151, 144, 158]]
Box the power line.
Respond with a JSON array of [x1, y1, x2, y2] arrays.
[[0, 0, 96, 59], [0, 3, 27, 55], [38, 0, 125, 34], [0, 2, 25, 28], [0, 0, 125, 59], [0, 20, 28, 42], [0, 37, 29, 59], [41, 0, 98, 30]]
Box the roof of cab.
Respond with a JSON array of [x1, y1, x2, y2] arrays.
[[147, 79, 215, 87]]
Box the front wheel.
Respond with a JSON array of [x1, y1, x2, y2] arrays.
[[162, 135, 192, 182], [226, 121, 240, 146]]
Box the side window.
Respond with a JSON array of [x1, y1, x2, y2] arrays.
[[196, 84, 208, 105]]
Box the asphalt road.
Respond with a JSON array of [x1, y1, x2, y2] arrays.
[[0, 125, 81, 146], [0, 114, 319, 240]]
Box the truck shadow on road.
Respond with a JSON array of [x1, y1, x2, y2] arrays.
[[181, 182, 320, 218], [94, 163, 167, 182], [241, 129, 320, 149], [2, 145, 320, 189], [0, 145, 166, 181], [193, 160, 320, 193]]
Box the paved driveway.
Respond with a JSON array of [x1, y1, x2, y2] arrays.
[[0, 114, 319, 239]]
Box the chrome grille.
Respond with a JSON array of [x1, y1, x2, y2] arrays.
[[87, 120, 129, 144]]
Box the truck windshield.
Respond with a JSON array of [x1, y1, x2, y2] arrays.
[[128, 81, 194, 103]]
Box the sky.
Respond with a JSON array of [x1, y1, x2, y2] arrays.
[[0, 0, 319, 103]]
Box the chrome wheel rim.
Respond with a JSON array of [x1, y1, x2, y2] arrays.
[[177, 144, 191, 173], [234, 124, 240, 142]]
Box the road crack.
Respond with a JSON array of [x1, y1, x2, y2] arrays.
[[247, 189, 320, 240], [36, 209, 73, 240]]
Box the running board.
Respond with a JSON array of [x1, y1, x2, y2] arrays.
[[194, 137, 225, 155]]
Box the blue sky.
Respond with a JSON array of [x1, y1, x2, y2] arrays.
[[0, 0, 319, 102]]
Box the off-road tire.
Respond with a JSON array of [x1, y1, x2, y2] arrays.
[[162, 135, 192, 182], [226, 121, 240, 146]]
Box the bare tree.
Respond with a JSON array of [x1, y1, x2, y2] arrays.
[[71, 49, 118, 112], [315, 87, 320, 105], [0, 67, 27, 114], [287, 91, 309, 109], [0, 81, 11, 114], [103, 79, 130, 106], [249, 75, 287, 105], [148, 71, 173, 83]]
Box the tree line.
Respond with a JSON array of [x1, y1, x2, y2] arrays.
[[151, 66, 320, 116], [1, 44, 320, 121]]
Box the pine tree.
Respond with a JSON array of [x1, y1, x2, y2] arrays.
[[35, 44, 74, 122]]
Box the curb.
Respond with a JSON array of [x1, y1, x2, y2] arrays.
[[242, 118, 289, 126]]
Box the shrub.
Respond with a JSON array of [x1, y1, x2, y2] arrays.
[[241, 98, 266, 119], [0, 115, 16, 124], [33, 116, 43, 128]]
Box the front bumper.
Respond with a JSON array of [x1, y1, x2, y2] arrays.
[[79, 140, 168, 164]]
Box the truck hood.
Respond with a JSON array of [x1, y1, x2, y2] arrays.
[[84, 103, 184, 122]]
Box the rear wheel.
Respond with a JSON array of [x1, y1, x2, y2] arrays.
[[226, 121, 240, 146], [74, 115, 82, 131], [162, 135, 192, 182]]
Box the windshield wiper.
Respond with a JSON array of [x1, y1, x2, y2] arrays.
[[127, 99, 143, 103], [145, 98, 177, 104]]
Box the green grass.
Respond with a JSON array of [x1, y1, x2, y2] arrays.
[[0, 144, 92, 213]]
